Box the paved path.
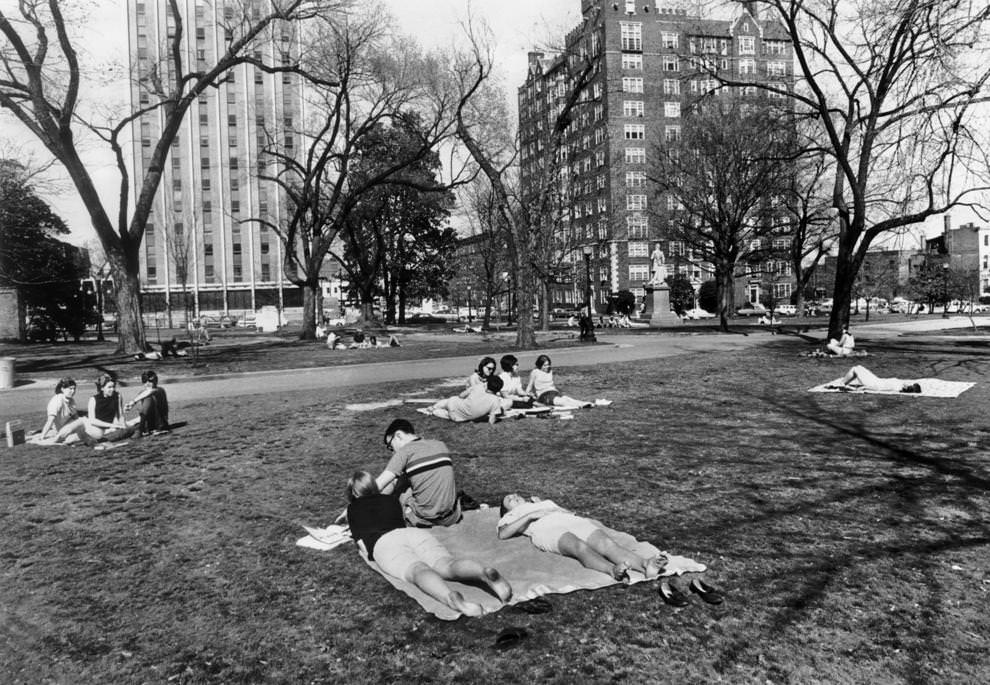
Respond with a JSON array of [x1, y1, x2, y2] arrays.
[[0, 330, 773, 413]]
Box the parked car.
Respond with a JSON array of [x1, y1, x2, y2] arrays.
[[406, 313, 447, 324], [735, 302, 767, 317], [775, 304, 797, 316], [682, 307, 716, 320]]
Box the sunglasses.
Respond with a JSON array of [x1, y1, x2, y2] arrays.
[[385, 434, 395, 451]]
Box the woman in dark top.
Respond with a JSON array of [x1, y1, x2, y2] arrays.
[[85, 375, 136, 442], [346, 471, 512, 616]]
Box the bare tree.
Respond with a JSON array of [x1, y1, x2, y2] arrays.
[[724, 0, 990, 339], [449, 10, 599, 347], [0, 0, 346, 353], [254, 9, 463, 338], [649, 100, 793, 331], [457, 176, 512, 329]]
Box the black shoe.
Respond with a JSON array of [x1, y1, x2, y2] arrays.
[[659, 580, 689, 608], [689, 578, 724, 605]]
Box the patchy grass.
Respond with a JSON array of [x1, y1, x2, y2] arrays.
[[1, 337, 988, 683]]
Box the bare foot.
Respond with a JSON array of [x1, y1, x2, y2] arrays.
[[483, 567, 513, 603], [447, 591, 485, 617], [611, 562, 631, 581], [644, 555, 667, 579]]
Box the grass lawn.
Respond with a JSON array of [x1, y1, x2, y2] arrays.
[[1, 335, 988, 683]]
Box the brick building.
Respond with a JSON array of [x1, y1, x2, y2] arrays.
[[517, 0, 795, 311]]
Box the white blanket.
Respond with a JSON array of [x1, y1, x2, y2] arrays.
[[809, 377, 975, 398]]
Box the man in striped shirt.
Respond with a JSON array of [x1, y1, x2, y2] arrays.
[[375, 419, 462, 527]]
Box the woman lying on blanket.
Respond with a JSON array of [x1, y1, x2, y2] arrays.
[[498, 494, 665, 581], [347, 471, 513, 617], [524, 355, 592, 409], [828, 365, 921, 393], [424, 376, 513, 424]]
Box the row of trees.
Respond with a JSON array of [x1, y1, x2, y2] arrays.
[[1, 0, 988, 350]]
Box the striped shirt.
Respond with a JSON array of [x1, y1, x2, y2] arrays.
[[384, 438, 458, 524]]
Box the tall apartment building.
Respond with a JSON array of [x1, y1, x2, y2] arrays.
[[126, 1, 302, 320], [518, 0, 793, 310]]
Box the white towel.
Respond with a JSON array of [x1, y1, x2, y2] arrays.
[[296, 524, 352, 551]]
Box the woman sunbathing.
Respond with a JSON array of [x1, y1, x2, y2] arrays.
[[497, 494, 665, 580], [36, 377, 88, 444], [524, 355, 592, 409], [346, 471, 512, 617], [828, 365, 921, 393], [424, 376, 512, 424]]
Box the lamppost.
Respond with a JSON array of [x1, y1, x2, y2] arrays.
[[583, 245, 596, 342], [942, 262, 950, 318], [467, 285, 473, 322]]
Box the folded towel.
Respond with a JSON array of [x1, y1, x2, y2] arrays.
[[296, 524, 352, 551]]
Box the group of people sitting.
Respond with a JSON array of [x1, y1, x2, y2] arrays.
[[342, 419, 708, 617], [325, 330, 401, 350], [33, 371, 170, 446], [421, 354, 592, 424]]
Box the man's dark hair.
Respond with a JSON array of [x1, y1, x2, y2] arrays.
[[901, 382, 922, 394], [141, 370, 159, 386], [499, 355, 518, 372], [486, 376, 504, 394], [384, 418, 415, 445]]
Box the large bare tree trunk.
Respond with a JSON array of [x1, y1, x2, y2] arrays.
[[300, 283, 319, 340]]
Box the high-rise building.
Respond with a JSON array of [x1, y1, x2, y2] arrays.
[[518, 0, 794, 311], [126, 0, 302, 321]]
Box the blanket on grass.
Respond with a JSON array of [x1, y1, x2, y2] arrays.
[[809, 377, 974, 398], [354, 508, 706, 621]]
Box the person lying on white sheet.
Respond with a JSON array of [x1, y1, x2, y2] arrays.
[[497, 494, 665, 580], [828, 365, 921, 393]]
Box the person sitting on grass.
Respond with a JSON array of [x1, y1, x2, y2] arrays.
[[524, 355, 592, 409], [827, 365, 922, 393], [497, 355, 534, 408], [85, 375, 139, 442], [346, 471, 513, 617], [424, 376, 512, 424], [326, 331, 344, 350], [35, 377, 87, 444], [465, 357, 497, 391], [497, 494, 666, 581], [825, 326, 856, 356], [125, 370, 170, 435]]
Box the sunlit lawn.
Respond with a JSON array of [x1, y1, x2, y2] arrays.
[[1, 334, 987, 683]]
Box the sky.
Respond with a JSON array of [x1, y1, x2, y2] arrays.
[[1, 0, 982, 249]]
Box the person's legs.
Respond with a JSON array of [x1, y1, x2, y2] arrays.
[[841, 365, 877, 387], [554, 395, 591, 409], [826, 339, 841, 355], [585, 529, 664, 578], [433, 557, 513, 602], [556, 532, 625, 578], [405, 562, 485, 616]]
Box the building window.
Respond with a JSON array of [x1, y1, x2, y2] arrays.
[[669, 241, 685, 256], [625, 147, 646, 164], [623, 100, 644, 117], [664, 102, 681, 118], [662, 55, 679, 72], [738, 59, 755, 75], [620, 23, 642, 52], [231, 200, 240, 214], [629, 264, 650, 282], [595, 150, 606, 166], [625, 171, 646, 188], [661, 32, 679, 50], [663, 79, 680, 95], [626, 194, 647, 210], [201, 178, 211, 191], [664, 125, 680, 142], [621, 54, 643, 70], [204, 244, 214, 257], [623, 124, 645, 140], [628, 241, 649, 257], [768, 82, 787, 99], [773, 282, 792, 299], [201, 156, 210, 169], [627, 215, 648, 239], [767, 61, 787, 77], [622, 77, 644, 93], [738, 36, 755, 55], [764, 40, 787, 56]]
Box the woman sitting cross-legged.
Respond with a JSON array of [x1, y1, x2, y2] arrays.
[[346, 471, 512, 617], [424, 376, 513, 424], [524, 355, 592, 409], [497, 493, 666, 581], [497, 354, 534, 408], [85, 374, 139, 442]]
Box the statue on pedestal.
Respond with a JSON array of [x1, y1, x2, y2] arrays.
[[648, 244, 667, 286]]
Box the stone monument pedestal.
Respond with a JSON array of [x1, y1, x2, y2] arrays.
[[643, 284, 680, 327]]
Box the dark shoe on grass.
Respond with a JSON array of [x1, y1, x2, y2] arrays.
[[689, 578, 724, 605], [659, 579, 689, 608], [494, 626, 528, 650]]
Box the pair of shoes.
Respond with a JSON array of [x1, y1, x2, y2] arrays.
[[659, 579, 689, 607], [689, 578, 724, 605]]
